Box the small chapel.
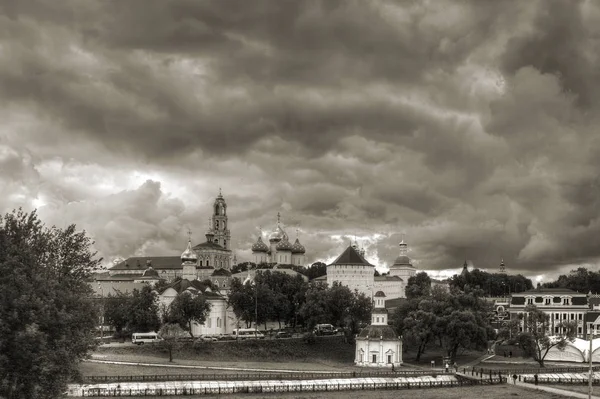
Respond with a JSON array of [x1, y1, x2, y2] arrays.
[[355, 291, 403, 368]]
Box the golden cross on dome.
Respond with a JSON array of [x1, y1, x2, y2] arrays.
[[187, 228, 192, 242], [277, 212, 281, 225]]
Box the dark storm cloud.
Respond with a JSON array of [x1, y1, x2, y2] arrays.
[[2, 0, 600, 278]]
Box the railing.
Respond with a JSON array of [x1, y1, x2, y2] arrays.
[[77, 377, 506, 397], [471, 365, 600, 376], [523, 376, 600, 384], [81, 369, 436, 384]]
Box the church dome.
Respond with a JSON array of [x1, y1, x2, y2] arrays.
[[374, 291, 386, 297], [269, 225, 286, 242], [392, 255, 412, 266], [181, 240, 198, 263], [357, 325, 398, 340], [251, 236, 269, 252], [291, 238, 306, 254], [276, 237, 293, 251], [142, 266, 159, 278]]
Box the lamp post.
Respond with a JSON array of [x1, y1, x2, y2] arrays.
[[590, 325, 595, 399], [97, 282, 104, 340]]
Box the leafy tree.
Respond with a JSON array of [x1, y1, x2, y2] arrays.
[[497, 319, 521, 342], [227, 278, 256, 328], [299, 282, 331, 328], [165, 291, 211, 338], [450, 267, 533, 296], [0, 209, 100, 399], [128, 285, 161, 333], [405, 271, 432, 299], [393, 285, 492, 363], [299, 282, 371, 337], [516, 305, 577, 367], [159, 324, 185, 362], [304, 262, 327, 280], [543, 267, 600, 294], [104, 291, 131, 334]]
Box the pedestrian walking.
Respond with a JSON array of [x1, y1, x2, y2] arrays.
[[512, 374, 517, 384], [453, 362, 458, 372], [391, 363, 395, 372], [509, 350, 512, 358]]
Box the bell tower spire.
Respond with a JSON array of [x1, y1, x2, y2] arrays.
[[212, 190, 230, 250]]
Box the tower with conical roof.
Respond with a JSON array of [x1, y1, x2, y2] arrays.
[[327, 244, 375, 299]]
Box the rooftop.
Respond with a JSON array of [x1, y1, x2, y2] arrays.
[[328, 245, 374, 267]]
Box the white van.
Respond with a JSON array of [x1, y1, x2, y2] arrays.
[[232, 329, 266, 340], [131, 332, 162, 345]]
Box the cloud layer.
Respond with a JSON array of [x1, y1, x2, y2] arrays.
[[1, 0, 600, 279]]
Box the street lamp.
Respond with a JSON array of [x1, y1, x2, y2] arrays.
[[589, 325, 596, 399], [97, 283, 104, 340]]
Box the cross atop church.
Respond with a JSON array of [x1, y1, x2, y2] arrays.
[[187, 228, 192, 242], [277, 212, 281, 225]]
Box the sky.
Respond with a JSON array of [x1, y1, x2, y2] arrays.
[[1, 0, 600, 282]]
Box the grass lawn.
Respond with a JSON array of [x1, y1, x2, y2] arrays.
[[72, 385, 566, 399], [543, 384, 599, 395]]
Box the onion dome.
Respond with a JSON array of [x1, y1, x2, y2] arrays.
[[181, 240, 198, 263], [269, 225, 286, 242], [251, 236, 269, 253], [291, 238, 306, 254], [276, 237, 293, 251]]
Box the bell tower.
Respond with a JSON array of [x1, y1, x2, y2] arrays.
[[212, 189, 231, 249]]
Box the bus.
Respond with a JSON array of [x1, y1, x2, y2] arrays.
[[131, 332, 162, 345], [232, 329, 266, 340]]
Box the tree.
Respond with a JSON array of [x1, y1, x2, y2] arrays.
[[299, 282, 371, 338], [516, 305, 577, 367], [128, 285, 161, 333], [159, 324, 185, 362], [405, 272, 432, 299], [304, 262, 327, 280], [104, 291, 131, 335], [227, 278, 256, 328], [165, 291, 211, 338], [0, 209, 101, 399]]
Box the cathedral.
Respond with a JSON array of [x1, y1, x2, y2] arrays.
[[250, 212, 307, 266], [102, 191, 234, 286]]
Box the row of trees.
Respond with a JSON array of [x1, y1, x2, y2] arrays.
[[230, 262, 327, 280], [104, 285, 211, 339], [394, 272, 494, 363], [543, 267, 600, 293], [449, 268, 533, 296], [227, 270, 372, 337]]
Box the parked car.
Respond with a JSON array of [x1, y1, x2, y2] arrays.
[[217, 333, 235, 341], [313, 324, 336, 336], [196, 335, 218, 342], [275, 331, 292, 339]]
